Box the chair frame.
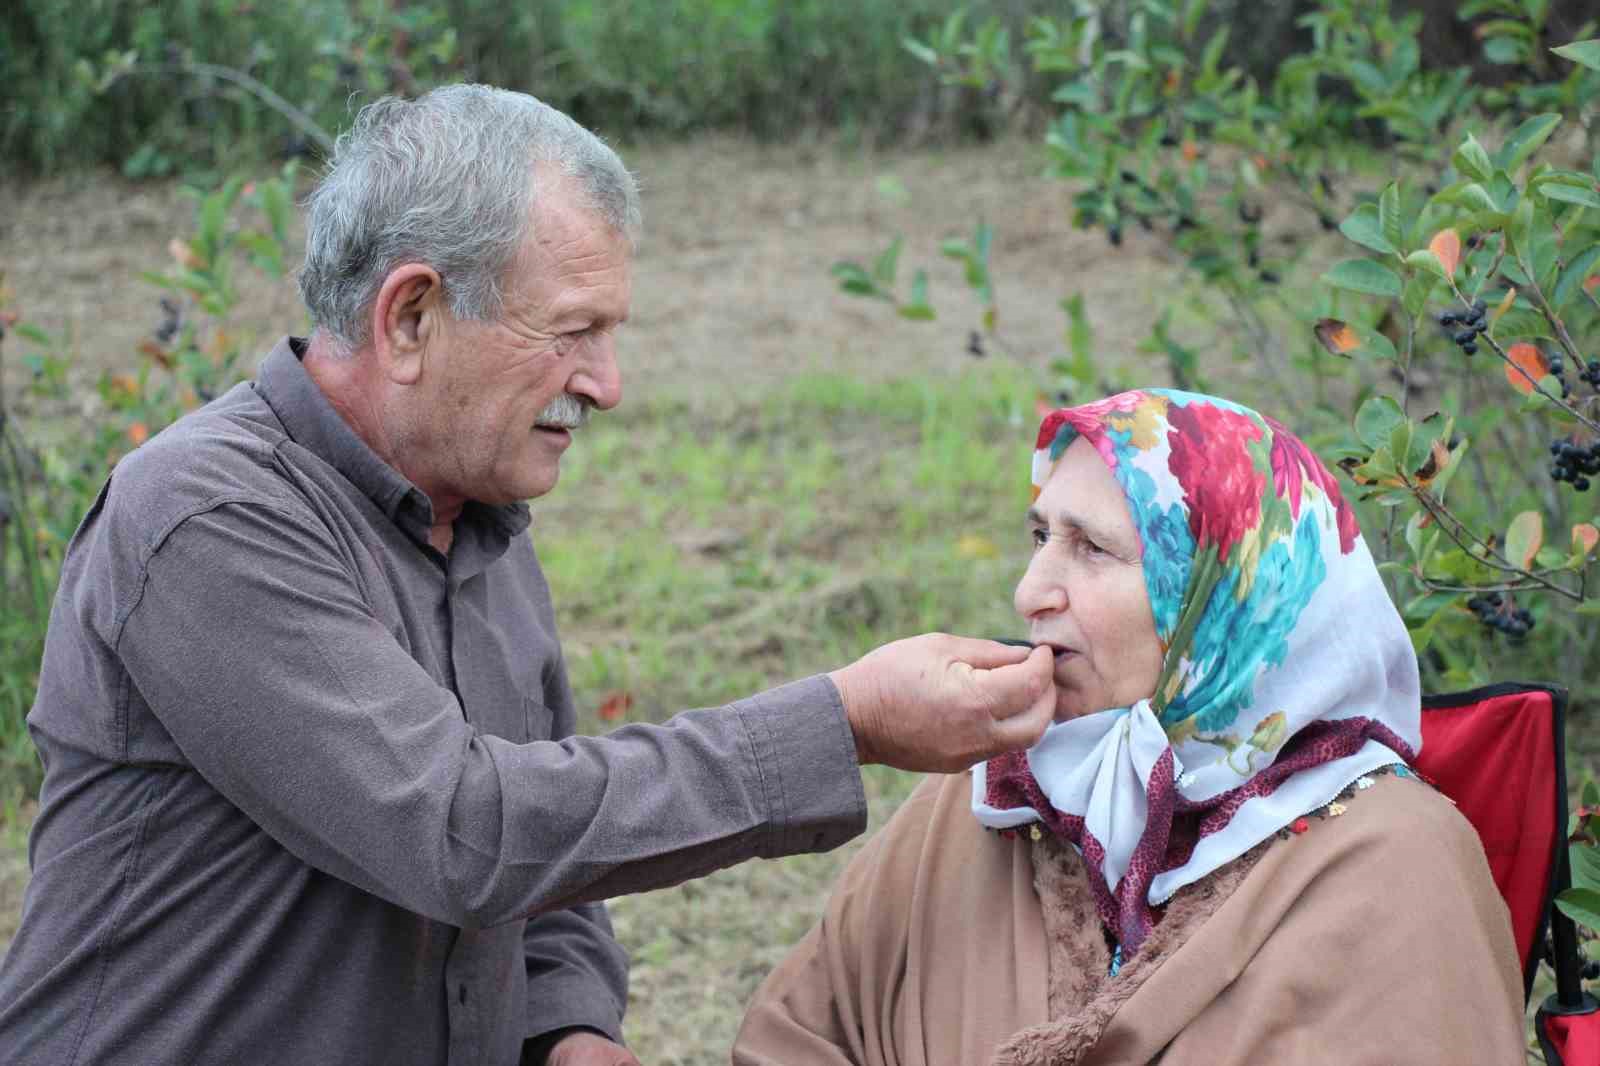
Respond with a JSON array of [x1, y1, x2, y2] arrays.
[[1420, 683, 1596, 1062]]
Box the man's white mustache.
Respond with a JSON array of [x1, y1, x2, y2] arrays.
[[536, 393, 593, 430]]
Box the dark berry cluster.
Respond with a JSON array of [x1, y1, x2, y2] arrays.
[[1467, 593, 1533, 639], [1544, 352, 1576, 398], [1581, 359, 1600, 390], [1439, 301, 1487, 354], [1549, 438, 1600, 491]]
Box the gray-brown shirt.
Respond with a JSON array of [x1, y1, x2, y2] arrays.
[[0, 337, 866, 1065]]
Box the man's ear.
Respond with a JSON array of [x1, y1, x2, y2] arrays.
[[370, 263, 444, 386]]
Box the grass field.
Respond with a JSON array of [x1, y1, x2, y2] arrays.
[[0, 363, 1046, 1061], [542, 367, 1047, 1060], [1, 136, 1588, 1063]]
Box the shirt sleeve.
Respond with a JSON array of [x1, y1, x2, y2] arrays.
[[521, 649, 629, 1048], [520, 902, 628, 1048], [114, 499, 867, 929]]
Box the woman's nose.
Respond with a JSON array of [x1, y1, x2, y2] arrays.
[[1014, 556, 1067, 619]]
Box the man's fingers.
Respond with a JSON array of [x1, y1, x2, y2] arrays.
[[987, 679, 1056, 754], [939, 634, 1035, 670], [971, 645, 1055, 719]]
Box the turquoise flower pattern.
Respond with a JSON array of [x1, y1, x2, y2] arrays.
[[1033, 389, 1360, 756]]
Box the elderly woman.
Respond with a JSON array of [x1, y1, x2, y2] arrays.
[[734, 389, 1525, 1065]]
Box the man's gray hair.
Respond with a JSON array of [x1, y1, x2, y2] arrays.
[[298, 84, 641, 351]]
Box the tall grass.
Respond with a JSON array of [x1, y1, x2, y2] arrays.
[[2, 0, 1049, 177], [537, 367, 1040, 724]]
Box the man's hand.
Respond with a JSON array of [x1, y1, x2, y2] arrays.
[[544, 1030, 641, 1066], [830, 634, 1055, 773]]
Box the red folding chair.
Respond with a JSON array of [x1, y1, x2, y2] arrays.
[[1415, 684, 1598, 1065]]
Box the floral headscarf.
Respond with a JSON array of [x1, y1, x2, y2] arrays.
[[972, 389, 1421, 953]]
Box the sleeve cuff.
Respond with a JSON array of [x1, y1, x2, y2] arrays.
[[522, 977, 625, 1058], [733, 674, 868, 858]]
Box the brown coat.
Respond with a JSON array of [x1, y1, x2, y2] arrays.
[[734, 771, 1525, 1065]]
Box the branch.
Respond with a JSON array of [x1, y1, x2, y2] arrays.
[[1410, 488, 1583, 601], [105, 62, 335, 157], [1513, 248, 1585, 367], [1478, 330, 1600, 434]]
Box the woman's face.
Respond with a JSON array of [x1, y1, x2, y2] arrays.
[[1014, 437, 1165, 721]]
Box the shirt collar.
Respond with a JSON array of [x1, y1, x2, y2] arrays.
[[254, 337, 531, 548]]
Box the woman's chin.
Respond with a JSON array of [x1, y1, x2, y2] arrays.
[[1053, 689, 1121, 722]]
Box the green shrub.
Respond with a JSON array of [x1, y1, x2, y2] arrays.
[[832, 0, 1600, 942], [0, 167, 296, 804]]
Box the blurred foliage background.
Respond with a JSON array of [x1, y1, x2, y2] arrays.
[[4, 2, 1600, 1056], [1, 0, 1594, 176]]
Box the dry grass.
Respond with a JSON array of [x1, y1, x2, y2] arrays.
[[0, 135, 1192, 1059], [0, 135, 1185, 401]]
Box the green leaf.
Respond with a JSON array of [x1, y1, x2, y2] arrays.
[[872, 237, 902, 287], [1551, 38, 1600, 72], [1494, 113, 1561, 172], [1339, 205, 1395, 255], [1541, 183, 1600, 209], [1556, 887, 1600, 933], [1554, 245, 1600, 308], [1506, 195, 1537, 254], [898, 269, 935, 320], [902, 37, 940, 67], [1322, 259, 1403, 298], [260, 179, 290, 246], [1453, 135, 1494, 182], [1402, 272, 1438, 317], [15, 322, 53, 346], [1355, 395, 1406, 451], [1484, 36, 1525, 65], [1504, 510, 1543, 571], [1379, 182, 1403, 253], [830, 262, 891, 302]]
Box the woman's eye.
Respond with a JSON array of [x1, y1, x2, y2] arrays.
[[1030, 528, 1049, 549]]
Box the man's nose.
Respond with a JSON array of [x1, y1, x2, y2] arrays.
[[571, 334, 623, 411]]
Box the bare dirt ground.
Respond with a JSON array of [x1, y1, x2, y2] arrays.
[[0, 136, 1188, 1032], [2, 135, 1183, 401]]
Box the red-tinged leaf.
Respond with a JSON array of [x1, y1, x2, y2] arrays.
[[1505, 342, 1549, 395], [1574, 523, 1599, 557], [1428, 229, 1461, 277], [1181, 140, 1199, 163], [1587, 275, 1600, 294], [596, 691, 633, 722], [1314, 317, 1361, 356], [1505, 511, 1543, 571], [126, 422, 150, 447], [167, 237, 202, 271]]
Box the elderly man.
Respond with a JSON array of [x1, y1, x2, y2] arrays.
[[0, 87, 1053, 1065]]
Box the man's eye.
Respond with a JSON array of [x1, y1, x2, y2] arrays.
[[1030, 528, 1049, 549]]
